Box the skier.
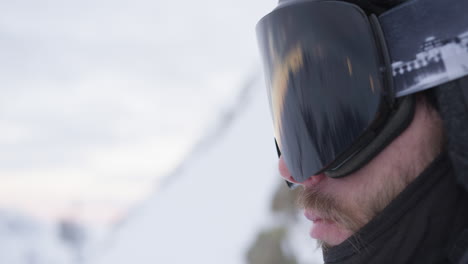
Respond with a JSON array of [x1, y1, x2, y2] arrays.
[[256, 0, 468, 263]]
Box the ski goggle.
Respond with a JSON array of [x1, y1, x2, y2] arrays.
[[256, 0, 468, 184]]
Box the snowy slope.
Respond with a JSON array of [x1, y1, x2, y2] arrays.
[[0, 210, 73, 264], [90, 76, 323, 264]]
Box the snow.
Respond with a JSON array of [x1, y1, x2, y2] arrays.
[[0, 210, 72, 264], [89, 76, 323, 264]]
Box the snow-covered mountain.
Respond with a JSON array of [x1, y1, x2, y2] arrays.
[[89, 75, 323, 264]]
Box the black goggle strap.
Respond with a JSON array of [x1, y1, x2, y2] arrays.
[[379, 0, 468, 97], [275, 138, 299, 189]]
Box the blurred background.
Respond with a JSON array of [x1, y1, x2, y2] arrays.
[[0, 0, 322, 263]]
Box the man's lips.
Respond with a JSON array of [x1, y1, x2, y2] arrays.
[[304, 210, 339, 241], [304, 210, 324, 223]]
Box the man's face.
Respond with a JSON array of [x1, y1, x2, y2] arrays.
[[278, 99, 443, 248]]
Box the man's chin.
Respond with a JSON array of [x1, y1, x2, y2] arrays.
[[310, 219, 353, 247]]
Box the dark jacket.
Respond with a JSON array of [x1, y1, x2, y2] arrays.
[[323, 153, 468, 264]]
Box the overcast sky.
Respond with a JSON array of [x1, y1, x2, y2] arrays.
[[0, 0, 277, 224]]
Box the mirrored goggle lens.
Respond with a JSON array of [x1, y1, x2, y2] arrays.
[[257, 1, 384, 182]]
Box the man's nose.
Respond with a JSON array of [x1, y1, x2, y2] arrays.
[[278, 157, 325, 187]]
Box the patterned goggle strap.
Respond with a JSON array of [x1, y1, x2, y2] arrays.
[[380, 0, 468, 97]]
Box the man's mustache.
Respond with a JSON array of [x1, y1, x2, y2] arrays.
[[297, 187, 338, 220]]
